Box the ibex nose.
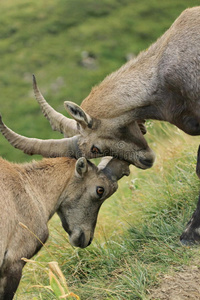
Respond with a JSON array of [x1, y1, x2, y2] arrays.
[[69, 229, 93, 248], [139, 158, 154, 168], [138, 148, 156, 169]]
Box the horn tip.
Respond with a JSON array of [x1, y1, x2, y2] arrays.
[[64, 101, 70, 109], [32, 74, 37, 87]]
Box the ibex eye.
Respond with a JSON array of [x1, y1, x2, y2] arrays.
[[91, 145, 101, 154], [96, 186, 104, 197]]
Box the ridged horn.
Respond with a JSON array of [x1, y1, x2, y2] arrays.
[[99, 157, 130, 181], [33, 75, 78, 137], [0, 115, 81, 158]]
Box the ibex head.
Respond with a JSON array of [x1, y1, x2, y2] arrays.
[[63, 100, 155, 169], [58, 156, 129, 248], [0, 76, 155, 169]]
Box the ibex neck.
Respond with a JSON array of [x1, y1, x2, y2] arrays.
[[21, 157, 75, 220], [82, 48, 161, 119]]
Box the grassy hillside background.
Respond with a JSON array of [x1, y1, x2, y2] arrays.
[[0, 0, 200, 299]]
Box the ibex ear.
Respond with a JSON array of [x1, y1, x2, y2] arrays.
[[75, 157, 88, 178], [64, 101, 93, 129]]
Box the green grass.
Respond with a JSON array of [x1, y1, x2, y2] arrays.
[[0, 0, 200, 299]]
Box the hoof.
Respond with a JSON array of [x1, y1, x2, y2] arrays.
[[180, 238, 195, 246]]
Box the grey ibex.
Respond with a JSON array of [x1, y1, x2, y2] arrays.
[[4, 7, 200, 169], [0, 116, 129, 300]]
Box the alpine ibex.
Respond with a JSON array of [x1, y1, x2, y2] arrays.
[[0, 117, 129, 300], [180, 145, 200, 245], [4, 7, 200, 169]]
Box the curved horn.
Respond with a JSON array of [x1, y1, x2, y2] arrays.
[[99, 157, 130, 181], [33, 75, 78, 137], [0, 115, 81, 158]]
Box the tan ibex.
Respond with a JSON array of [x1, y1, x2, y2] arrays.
[[4, 7, 200, 169], [0, 116, 129, 300]]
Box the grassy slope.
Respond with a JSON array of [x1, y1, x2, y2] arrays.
[[0, 0, 200, 299]]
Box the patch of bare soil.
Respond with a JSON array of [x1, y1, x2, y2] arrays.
[[149, 265, 200, 300]]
